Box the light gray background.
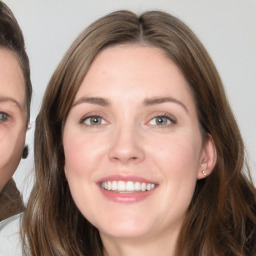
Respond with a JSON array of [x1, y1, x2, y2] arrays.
[[4, 0, 256, 202]]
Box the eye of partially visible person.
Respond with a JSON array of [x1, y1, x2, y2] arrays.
[[0, 112, 10, 123]]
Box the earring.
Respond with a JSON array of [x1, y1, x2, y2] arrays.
[[22, 145, 29, 159], [202, 170, 207, 176]]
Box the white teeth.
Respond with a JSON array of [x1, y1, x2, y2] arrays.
[[112, 181, 118, 191], [141, 183, 146, 191], [117, 181, 125, 192], [101, 181, 156, 192], [134, 182, 141, 191], [126, 181, 134, 192], [107, 181, 112, 190]]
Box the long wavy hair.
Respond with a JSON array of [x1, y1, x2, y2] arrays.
[[22, 10, 256, 255]]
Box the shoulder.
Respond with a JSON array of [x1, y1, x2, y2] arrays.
[[0, 213, 23, 255], [0, 179, 24, 221]]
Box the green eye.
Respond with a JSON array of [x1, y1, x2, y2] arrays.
[[83, 116, 106, 126], [0, 112, 9, 122], [149, 116, 172, 126]]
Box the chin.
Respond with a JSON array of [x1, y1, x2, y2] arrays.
[[95, 214, 154, 240], [99, 225, 151, 240]]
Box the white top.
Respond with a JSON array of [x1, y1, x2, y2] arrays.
[[0, 214, 22, 255]]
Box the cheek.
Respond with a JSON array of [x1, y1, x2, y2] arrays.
[[148, 132, 202, 199], [63, 131, 105, 221], [0, 127, 26, 191], [146, 134, 201, 219], [149, 133, 202, 175], [0, 127, 25, 164], [63, 128, 107, 180]]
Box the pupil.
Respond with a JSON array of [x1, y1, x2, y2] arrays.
[[91, 117, 99, 124], [0, 113, 7, 121], [157, 117, 166, 125]]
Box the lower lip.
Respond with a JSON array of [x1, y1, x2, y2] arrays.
[[99, 187, 156, 204]]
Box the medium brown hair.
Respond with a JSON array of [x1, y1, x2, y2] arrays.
[[0, 1, 32, 121], [23, 10, 256, 255]]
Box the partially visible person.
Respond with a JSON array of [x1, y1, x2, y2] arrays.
[[19, 10, 255, 256], [0, 1, 32, 221]]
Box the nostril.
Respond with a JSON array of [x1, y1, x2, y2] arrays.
[[111, 156, 138, 162]]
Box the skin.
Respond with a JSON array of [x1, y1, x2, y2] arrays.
[[0, 48, 27, 193], [63, 45, 216, 256]]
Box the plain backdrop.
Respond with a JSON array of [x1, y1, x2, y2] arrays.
[[4, 0, 256, 203]]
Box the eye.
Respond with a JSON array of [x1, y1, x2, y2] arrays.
[[0, 112, 10, 122], [148, 115, 174, 126], [82, 115, 107, 126]]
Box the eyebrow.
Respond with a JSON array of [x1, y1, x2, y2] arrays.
[[143, 97, 188, 113], [0, 96, 23, 110], [72, 96, 188, 113], [72, 97, 110, 107]]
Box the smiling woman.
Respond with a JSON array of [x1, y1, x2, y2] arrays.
[[63, 45, 214, 248], [22, 10, 256, 256], [0, 1, 32, 222]]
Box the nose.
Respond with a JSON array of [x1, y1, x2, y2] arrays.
[[108, 125, 145, 165]]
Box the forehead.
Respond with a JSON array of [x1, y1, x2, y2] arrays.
[[75, 45, 195, 107], [0, 48, 25, 106]]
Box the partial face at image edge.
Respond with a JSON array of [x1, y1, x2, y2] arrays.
[[0, 48, 27, 192]]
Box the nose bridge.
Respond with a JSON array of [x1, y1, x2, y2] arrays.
[[108, 121, 144, 164]]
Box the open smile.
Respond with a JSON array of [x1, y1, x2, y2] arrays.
[[97, 176, 158, 203], [100, 180, 156, 193]]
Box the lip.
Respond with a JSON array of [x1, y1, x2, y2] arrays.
[[96, 175, 158, 204]]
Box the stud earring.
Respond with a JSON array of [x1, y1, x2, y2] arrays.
[[202, 170, 207, 176], [22, 145, 29, 159]]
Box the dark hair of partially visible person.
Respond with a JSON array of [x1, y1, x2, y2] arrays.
[[0, 1, 32, 122], [22, 10, 256, 256]]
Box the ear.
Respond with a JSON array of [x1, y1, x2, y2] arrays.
[[197, 134, 217, 179]]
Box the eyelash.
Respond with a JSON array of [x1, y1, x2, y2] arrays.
[[0, 112, 10, 123]]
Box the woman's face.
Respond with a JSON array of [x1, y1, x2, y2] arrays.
[[63, 45, 215, 245], [0, 48, 27, 192]]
